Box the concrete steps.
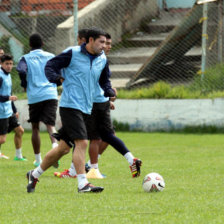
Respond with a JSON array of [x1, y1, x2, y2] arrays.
[[109, 47, 201, 78], [109, 9, 200, 88]]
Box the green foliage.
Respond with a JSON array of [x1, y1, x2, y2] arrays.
[[1, 132, 224, 223], [189, 64, 224, 93], [0, 35, 11, 54], [11, 67, 24, 94], [118, 64, 224, 99], [112, 119, 130, 131]]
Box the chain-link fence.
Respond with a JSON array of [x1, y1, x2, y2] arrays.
[[0, 0, 223, 95]]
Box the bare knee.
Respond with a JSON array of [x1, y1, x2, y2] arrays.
[[58, 140, 71, 155], [15, 126, 24, 137]]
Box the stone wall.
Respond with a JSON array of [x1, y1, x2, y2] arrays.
[[14, 98, 224, 131]]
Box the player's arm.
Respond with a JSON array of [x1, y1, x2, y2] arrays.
[[45, 49, 72, 86], [16, 57, 27, 90], [0, 77, 10, 102], [99, 61, 116, 97]]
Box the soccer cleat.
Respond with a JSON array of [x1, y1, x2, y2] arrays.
[[130, 158, 142, 178], [14, 156, 27, 161], [86, 168, 104, 179], [0, 153, 9, 159], [54, 169, 77, 178], [78, 183, 104, 193], [85, 163, 91, 173], [26, 170, 39, 193], [33, 160, 41, 167]]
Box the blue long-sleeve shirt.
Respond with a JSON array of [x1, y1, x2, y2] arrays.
[[45, 44, 115, 114]]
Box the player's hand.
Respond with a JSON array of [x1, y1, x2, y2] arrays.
[[60, 78, 64, 83], [110, 101, 115, 110], [9, 95, 17, 101], [112, 87, 117, 96], [15, 112, 19, 119], [110, 96, 116, 102]]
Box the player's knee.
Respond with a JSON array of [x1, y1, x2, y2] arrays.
[[80, 140, 88, 149], [15, 126, 24, 137]]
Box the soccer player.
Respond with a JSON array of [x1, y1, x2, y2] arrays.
[[26, 27, 116, 193], [0, 54, 26, 161], [16, 34, 58, 167], [55, 33, 142, 179], [85, 33, 142, 179]]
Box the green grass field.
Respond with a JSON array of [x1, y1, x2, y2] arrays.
[[0, 132, 224, 224]]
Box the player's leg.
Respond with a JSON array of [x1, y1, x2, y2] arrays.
[[42, 99, 58, 149], [59, 107, 103, 192], [54, 142, 77, 178], [14, 125, 26, 161], [8, 114, 26, 161], [42, 99, 59, 168], [26, 139, 71, 193], [85, 104, 104, 178], [28, 102, 42, 166], [98, 141, 109, 155], [99, 101, 142, 178], [31, 122, 42, 166], [0, 118, 9, 159]]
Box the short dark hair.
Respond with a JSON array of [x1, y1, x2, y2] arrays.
[[29, 33, 43, 49], [105, 33, 111, 39], [1, 54, 13, 63], [0, 47, 3, 50], [78, 28, 89, 40], [85, 27, 107, 43]]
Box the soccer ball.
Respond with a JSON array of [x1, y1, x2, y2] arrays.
[[142, 172, 165, 192]]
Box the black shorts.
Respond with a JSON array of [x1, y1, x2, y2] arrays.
[[28, 99, 58, 125], [86, 101, 114, 140], [56, 107, 89, 147], [0, 114, 20, 135]]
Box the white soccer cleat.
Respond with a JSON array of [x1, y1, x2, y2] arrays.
[[86, 168, 104, 179]]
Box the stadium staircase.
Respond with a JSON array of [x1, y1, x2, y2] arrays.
[[109, 9, 202, 88]]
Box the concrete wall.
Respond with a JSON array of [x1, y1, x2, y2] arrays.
[[15, 98, 224, 132], [55, 0, 158, 54]]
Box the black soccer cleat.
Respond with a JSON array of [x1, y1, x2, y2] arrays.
[[78, 183, 104, 193], [26, 170, 39, 193]]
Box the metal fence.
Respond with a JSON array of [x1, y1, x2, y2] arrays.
[[0, 0, 223, 94]]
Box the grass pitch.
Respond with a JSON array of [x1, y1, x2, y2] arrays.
[[0, 132, 224, 224]]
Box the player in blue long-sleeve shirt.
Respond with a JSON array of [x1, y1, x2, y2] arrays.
[[26, 27, 116, 194]]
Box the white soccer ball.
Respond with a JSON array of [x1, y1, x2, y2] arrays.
[[142, 172, 165, 192]]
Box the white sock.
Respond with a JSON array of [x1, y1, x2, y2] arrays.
[[91, 163, 98, 169], [32, 166, 44, 179], [52, 142, 58, 148], [87, 155, 101, 167], [77, 174, 88, 189], [69, 162, 77, 176], [35, 153, 42, 164], [87, 159, 91, 167], [124, 152, 134, 165], [15, 148, 23, 159]]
